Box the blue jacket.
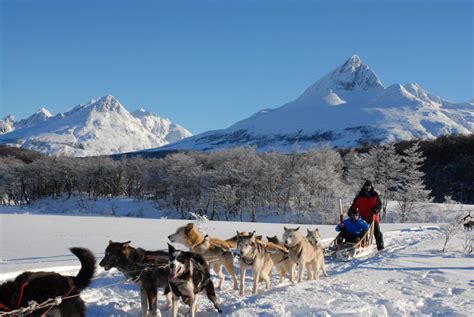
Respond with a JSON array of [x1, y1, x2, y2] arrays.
[[335, 218, 369, 236]]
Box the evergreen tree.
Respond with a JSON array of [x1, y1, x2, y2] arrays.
[[365, 144, 403, 220], [396, 142, 431, 222]]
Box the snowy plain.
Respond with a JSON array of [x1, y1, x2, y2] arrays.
[[0, 201, 473, 317]]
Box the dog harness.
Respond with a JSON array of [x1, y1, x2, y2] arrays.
[[288, 244, 304, 259]]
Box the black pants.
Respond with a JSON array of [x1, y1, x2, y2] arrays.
[[363, 219, 384, 250], [338, 227, 367, 243]]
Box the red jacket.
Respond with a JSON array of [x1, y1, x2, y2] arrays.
[[350, 189, 382, 223]]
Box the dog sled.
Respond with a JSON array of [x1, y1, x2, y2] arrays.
[[324, 199, 377, 261], [324, 221, 376, 261]]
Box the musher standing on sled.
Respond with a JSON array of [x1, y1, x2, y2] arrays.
[[349, 180, 385, 250]]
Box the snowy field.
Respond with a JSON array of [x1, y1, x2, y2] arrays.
[[1, 205, 473, 317]]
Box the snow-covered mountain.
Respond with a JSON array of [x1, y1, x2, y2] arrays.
[[154, 54, 473, 152], [0, 95, 192, 156], [0, 115, 15, 134]]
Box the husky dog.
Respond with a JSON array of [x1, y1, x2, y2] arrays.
[[236, 231, 275, 295], [99, 240, 171, 317], [305, 228, 323, 248], [0, 248, 95, 317], [168, 223, 238, 290], [167, 244, 222, 317], [283, 227, 320, 282], [306, 229, 328, 278]]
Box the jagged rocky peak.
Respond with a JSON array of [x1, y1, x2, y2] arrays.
[[330, 54, 384, 91], [298, 54, 384, 103], [0, 115, 15, 134], [15, 107, 53, 129], [34, 107, 52, 119], [3, 114, 15, 123], [91, 95, 125, 112]]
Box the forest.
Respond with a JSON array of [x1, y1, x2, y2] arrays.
[[6, 135, 473, 223]]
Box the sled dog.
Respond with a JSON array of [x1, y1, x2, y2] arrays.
[[283, 227, 320, 282], [305, 229, 328, 278], [168, 223, 238, 289], [167, 244, 221, 317], [0, 248, 95, 317], [99, 240, 171, 317], [236, 231, 275, 295]]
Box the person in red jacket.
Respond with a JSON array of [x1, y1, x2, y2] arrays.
[[349, 180, 384, 250]]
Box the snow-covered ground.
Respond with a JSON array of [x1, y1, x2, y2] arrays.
[[1, 204, 473, 316]]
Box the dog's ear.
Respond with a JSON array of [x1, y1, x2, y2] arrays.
[[185, 223, 194, 233], [307, 229, 310, 234], [284, 226, 287, 231], [122, 241, 131, 247], [109, 240, 113, 245], [256, 235, 262, 240], [295, 227, 300, 231], [249, 230, 256, 240], [204, 234, 209, 240], [236, 230, 240, 237], [168, 243, 176, 254]]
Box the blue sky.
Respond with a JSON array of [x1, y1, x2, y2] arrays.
[[1, 0, 472, 134]]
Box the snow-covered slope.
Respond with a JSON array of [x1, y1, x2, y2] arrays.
[[0, 95, 192, 156], [155, 54, 473, 152]]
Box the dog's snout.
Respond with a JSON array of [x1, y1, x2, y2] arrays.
[[169, 262, 175, 269]]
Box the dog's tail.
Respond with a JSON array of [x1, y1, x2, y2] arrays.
[[70, 247, 96, 292]]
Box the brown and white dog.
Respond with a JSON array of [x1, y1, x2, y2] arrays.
[[0, 248, 95, 317], [236, 231, 274, 295], [168, 223, 238, 290], [283, 226, 320, 282], [305, 229, 328, 279]]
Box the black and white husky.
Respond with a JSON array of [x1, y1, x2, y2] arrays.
[[167, 244, 222, 317]]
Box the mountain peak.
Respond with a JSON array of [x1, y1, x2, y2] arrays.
[[36, 107, 53, 117], [341, 54, 362, 71], [297, 54, 384, 103], [92, 95, 125, 113]]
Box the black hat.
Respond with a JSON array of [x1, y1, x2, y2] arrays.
[[363, 180, 372, 187], [348, 208, 359, 217]]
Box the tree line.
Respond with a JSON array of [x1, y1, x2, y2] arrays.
[[0, 142, 432, 223]]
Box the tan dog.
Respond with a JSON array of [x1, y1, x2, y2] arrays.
[[306, 229, 328, 279], [168, 223, 238, 290], [283, 226, 320, 282], [236, 231, 274, 295]]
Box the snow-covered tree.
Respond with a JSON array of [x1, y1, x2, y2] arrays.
[[364, 144, 403, 220], [396, 143, 431, 222]]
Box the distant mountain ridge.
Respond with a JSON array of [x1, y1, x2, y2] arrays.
[[0, 95, 192, 156], [152, 54, 473, 152]]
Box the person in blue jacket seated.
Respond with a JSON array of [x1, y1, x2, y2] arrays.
[[335, 208, 369, 244]]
